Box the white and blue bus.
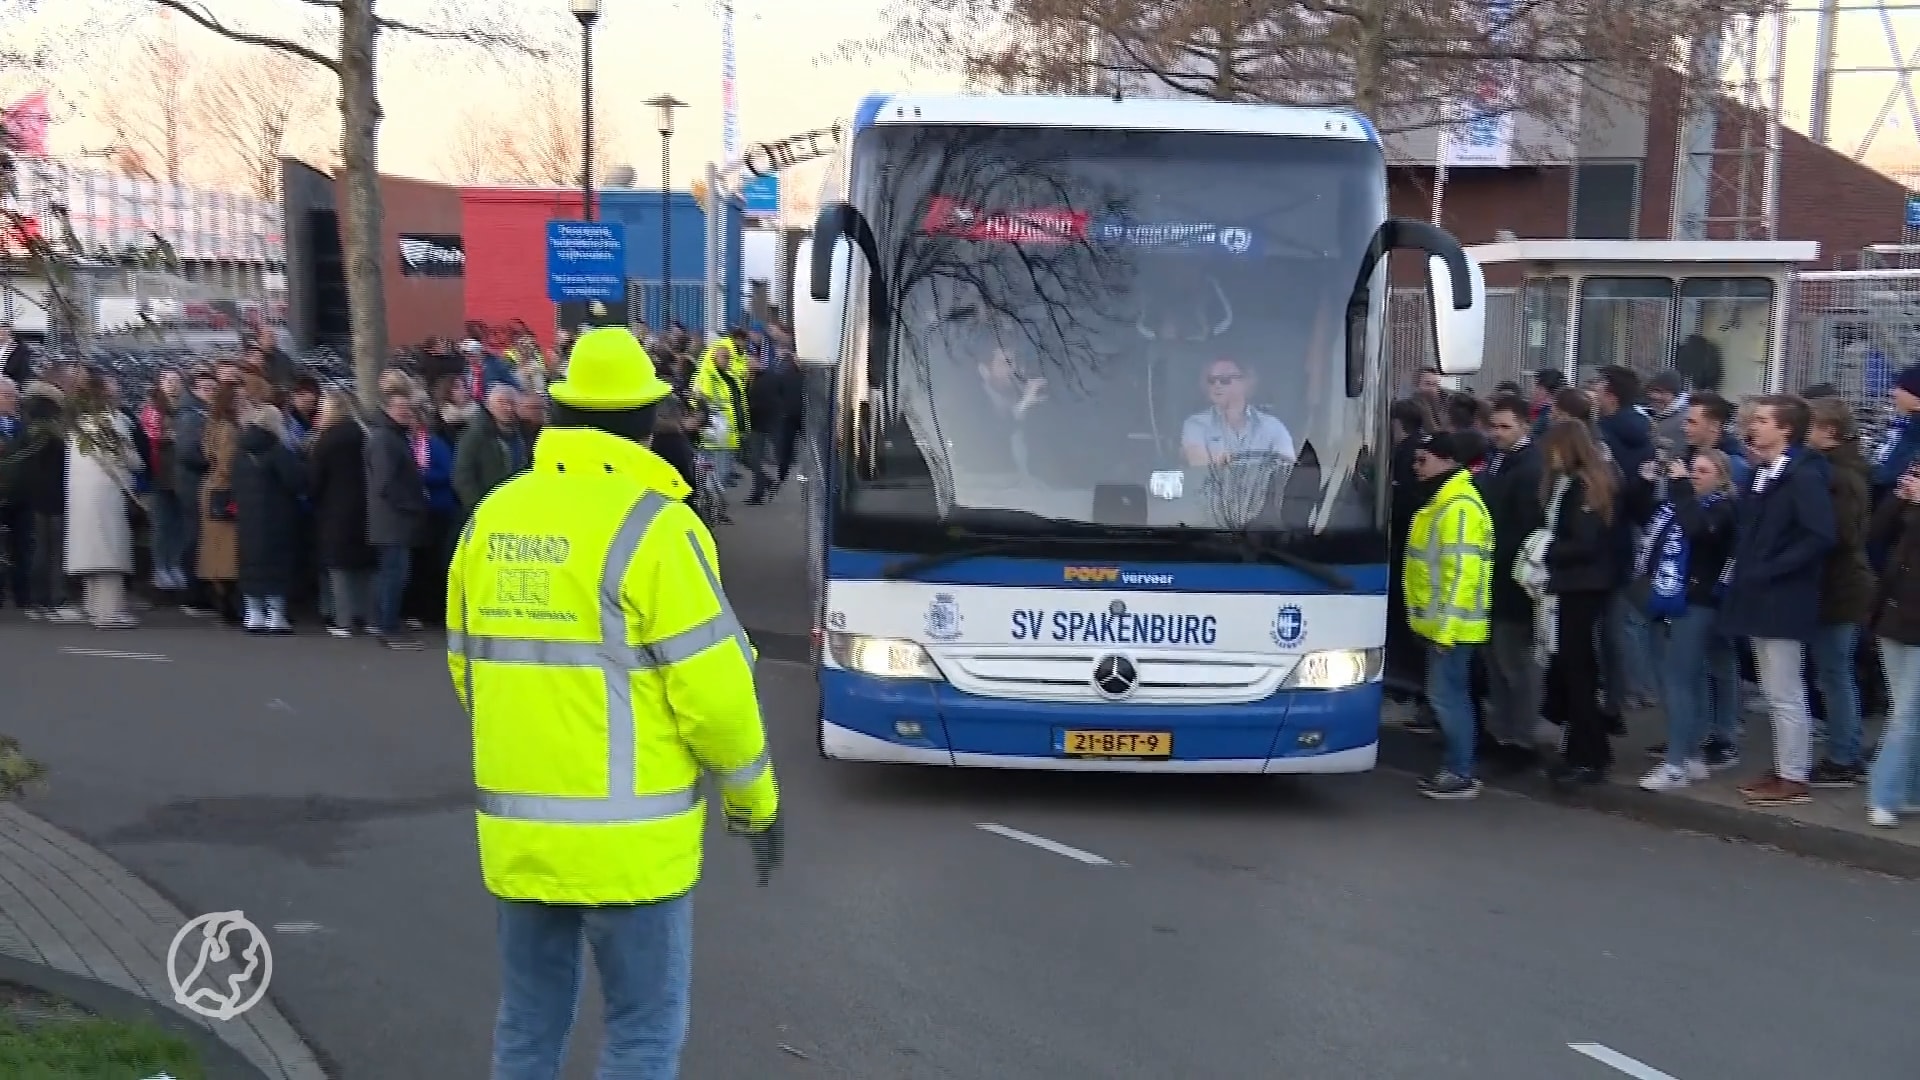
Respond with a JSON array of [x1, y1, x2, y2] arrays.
[[790, 92, 1484, 773]]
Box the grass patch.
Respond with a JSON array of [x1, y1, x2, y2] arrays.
[[0, 1016, 205, 1080]]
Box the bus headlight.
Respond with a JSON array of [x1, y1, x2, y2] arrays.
[[1281, 648, 1384, 691], [825, 633, 943, 680]]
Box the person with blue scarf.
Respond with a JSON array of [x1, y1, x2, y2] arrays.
[[1871, 364, 1920, 501], [1637, 449, 1739, 791]]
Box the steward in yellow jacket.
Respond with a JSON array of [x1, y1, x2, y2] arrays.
[[447, 326, 781, 1073], [1401, 430, 1494, 801], [693, 328, 752, 452]]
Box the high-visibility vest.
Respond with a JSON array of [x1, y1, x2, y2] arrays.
[[693, 352, 746, 451], [447, 425, 777, 904], [1403, 468, 1494, 647]]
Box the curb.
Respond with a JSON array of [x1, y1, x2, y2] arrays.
[[0, 952, 272, 1080], [1376, 725, 1920, 880]]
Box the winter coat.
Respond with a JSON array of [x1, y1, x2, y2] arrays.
[[308, 421, 376, 571], [173, 400, 210, 496], [422, 433, 457, 517], [1664, 476, 1737, 609], [1598, 406, 1654, 481], [364, 416, 426, 548], [1649, 397, 1689, 454], [1817, 443, 1877, 626], [64, 412, 142, 575], [1870, 498, 1920, 645], [232, 423, 306, 596], [1475, 438, 1543, 620], [452, 411, 527, 510], [196, 419, 241, 583], [1717, 450, 1837, 642], [0, 339, 36, 387], [11, 391, 66, 515], [1872, 416, 1920, 497], [1544, 474, 1617, 596]]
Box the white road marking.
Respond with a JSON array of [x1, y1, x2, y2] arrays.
[[1569, 1043, 1682, 1079], [59, 647, 170, 662], [271, 921, 326, 934], [973, 823, 1113, 865]]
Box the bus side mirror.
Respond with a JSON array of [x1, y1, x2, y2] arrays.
[[1426, 253, 1485, 376], [794, 234, 848, 369]]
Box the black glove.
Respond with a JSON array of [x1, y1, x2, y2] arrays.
[[727, 811, 784, 886]]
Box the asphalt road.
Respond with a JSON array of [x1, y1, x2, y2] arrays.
[[3, 483, 1918, 1079]]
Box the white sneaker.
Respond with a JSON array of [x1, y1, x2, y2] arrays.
[[1639, 762, 1696, 792], [90, 614, 138, 630], [46, 606, 88, 624], [1869, 807, 1899, 828]]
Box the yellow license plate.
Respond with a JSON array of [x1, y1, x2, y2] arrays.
[[1062, 730, 1173, 758]]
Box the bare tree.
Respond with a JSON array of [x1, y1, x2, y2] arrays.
[[189, 47, 336, 200], [91, 16, 195, 184], [838, 0, 1761, 147], [141, 0, 563, 401], [442, 69, 628, 187]]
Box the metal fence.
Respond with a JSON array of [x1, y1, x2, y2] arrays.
[[628, 280, 709, 334], [1782, 269, 1920, 424], [1387, 286, 1520, 396]]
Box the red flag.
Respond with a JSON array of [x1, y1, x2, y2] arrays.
[[2, 92, 51, 157]]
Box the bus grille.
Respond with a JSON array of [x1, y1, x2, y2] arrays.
[[934, 648, 1292, 705]]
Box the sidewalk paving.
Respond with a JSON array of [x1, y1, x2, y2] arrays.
[[1379, 693, 1920, 879], [0, 801, 327, 1078]]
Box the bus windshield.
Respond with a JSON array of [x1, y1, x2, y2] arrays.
[[841, 123, 1389, 561]]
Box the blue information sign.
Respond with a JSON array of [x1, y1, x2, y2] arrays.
[[741, 174, 780, 215], [546, 220, 627, 303], [1906, 194, 1920, 230]]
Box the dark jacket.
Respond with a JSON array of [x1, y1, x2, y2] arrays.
[[309, 421, 375, 571], [1598, 405, 1654, 481], [364, 416, 427, 548], [1545, 474, 1617, 595], [1664, 476, 1737, 609], [1717, 450, 1838, 642], [422, 433, 457, 517], [1870, 497, 1920, 645], [232, 423, 306, 596], [1872, 415, 1920, 498], [1476, 438, 1543, 619], [1817, 442, 1877, 626], [173, 399, 210, 495], [453, 411, 528, 510], [12, 392, 65, 515]]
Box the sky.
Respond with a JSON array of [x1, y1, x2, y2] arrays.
[[12, 0, 1920, 192]]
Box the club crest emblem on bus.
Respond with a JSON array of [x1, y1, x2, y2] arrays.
[[1218, 227, 1252, 254], [925, 593, 963, 642], [1271, 604, 1305, 648]]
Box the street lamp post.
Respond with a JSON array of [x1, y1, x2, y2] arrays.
[[571, 0, 602, 222], [645, 94, 686, 328]]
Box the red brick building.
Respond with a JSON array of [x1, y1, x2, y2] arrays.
[[1390, 70, 1914, 288]]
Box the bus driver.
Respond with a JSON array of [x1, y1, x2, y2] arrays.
[[1181, 356, 1295, 468]]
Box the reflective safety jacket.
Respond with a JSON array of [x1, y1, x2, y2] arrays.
[[693, 341, 747, 451], [447, 426, 777, 904], [1403, 468, 1494, 648]]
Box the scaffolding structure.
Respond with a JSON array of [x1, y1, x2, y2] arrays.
[[1805, 0, 1920, 164], [1670, 13, 1789, 241]]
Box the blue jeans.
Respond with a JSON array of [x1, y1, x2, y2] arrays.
[[1870, 639, 1920, 813], [493, 896, 693, 1080], [373, 544, 410, 635], [149, 489, 190, 576], [1707, 633, 1743, 747], [1426, 642, 1478, 778], [1658, 606, 1718, 769], [1606, 590, 1657, 706], [1811, 623, 1864, 767]]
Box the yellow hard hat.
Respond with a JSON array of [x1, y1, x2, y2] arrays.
[[548, 327, 671, 410]]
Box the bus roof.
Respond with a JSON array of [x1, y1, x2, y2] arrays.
[[852, 92, 1378, 144]]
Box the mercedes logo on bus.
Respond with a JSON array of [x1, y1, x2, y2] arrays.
[[1091, 654, 1140, 700]]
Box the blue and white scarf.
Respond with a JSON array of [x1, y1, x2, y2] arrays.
[[1876, 414, 1910, 465], [1638, 490, 1726, 619]]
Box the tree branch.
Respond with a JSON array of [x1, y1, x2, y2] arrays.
[[147, 0, 340, 73]]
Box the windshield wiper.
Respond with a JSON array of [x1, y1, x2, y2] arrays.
[[1223, 539, 1354, 592]]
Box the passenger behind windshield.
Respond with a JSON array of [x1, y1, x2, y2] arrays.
[[1181, 357, 1296, 468]]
